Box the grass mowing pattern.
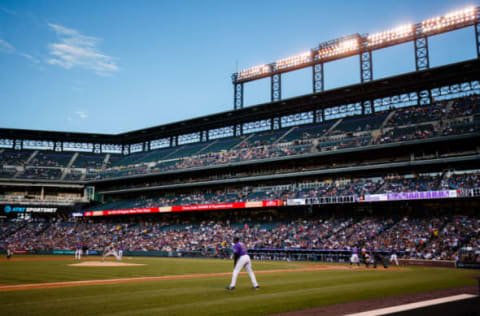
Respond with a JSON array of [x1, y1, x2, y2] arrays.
[[0, 256, 297, 284], [0, 256, 477, 316]]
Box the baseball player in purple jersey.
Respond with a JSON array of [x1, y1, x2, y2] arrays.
[[226, 237, 259, 290], [389, 249, 399, 266], [350, 246, 360, 267], [75, 242, 83, 260], [118, 242, 124, 260]]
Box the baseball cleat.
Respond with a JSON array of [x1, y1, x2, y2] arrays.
[[253, 285, 260, 290], [225, 286, 235, 290]]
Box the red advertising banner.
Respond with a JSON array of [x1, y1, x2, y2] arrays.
[[83, 200, 283, 217], [84, 208, 159, 217], [171, 202, 246, 212], [263, 200, 283, 207]]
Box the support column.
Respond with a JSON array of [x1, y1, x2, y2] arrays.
[[419, 89, 431, 105], [313, 63, 324, 93], [414, 36, 430, 71], [122, 144, 129, 155], [314, 109, 323, 123], [170, 136, 177, 147], [360, 51, 373, 83], [201, 131, 208, 142], [234, 124, 242, 137], [271, 74, 281, 102], [475, 22, 480, 58], [363, 100, 373, 114], [273, 117, 280, 130], [14, 139, 22, 150], [234, 83, 243, 110]]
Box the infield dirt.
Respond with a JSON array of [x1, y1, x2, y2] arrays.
[[69, 261, 145, 267]]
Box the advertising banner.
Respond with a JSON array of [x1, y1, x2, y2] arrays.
[[262, 200, 283, 207], [171, 202, 247, 212], [83, 200, 284, 217], [83, 208, 159, 217], [286, 199, 306, 206], [363, 190, 458, 202], [3, 205, 58, 214]]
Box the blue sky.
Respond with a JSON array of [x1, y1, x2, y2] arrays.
[[0, 0, 477, 134]]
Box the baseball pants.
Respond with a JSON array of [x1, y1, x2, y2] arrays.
[[229, 254, 258, 288]]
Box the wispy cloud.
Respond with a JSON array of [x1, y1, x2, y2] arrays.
[[0, 39, 15, 54], [47, 23, 119, 76], [0, 7, 16, 16], [0, 38, 39, 62], [67, 110, 89, 122], [75, 111, 88, 119], [19, 52, 39, 63]]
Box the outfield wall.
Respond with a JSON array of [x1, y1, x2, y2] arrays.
[[399, 259, 457, 268], [5, 249, 478, 269]]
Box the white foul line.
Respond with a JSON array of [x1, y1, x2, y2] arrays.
[[345, 294, 477, 316]]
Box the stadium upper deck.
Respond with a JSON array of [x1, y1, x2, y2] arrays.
[[0, 65, 478, 183]]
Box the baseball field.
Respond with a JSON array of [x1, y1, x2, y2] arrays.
[[0, 256, 478, 315]]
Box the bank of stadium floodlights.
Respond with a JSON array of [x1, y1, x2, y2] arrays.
[[231, 6, 480, 110]]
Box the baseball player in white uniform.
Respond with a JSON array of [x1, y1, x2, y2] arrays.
[[6, 244, 13, 259], [350, 246, 360, 267], [102, 243, 121, 261], [390, 249, 399, 266], [226, 236, 259, 290]]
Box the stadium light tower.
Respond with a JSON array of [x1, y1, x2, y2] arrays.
[[232, 6, 480, 110]]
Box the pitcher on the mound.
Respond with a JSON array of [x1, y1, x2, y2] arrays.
[[226, 236, 259, 290], [102, 243, 121, 261]]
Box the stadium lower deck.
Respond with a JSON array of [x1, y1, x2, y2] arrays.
[[1, 200, 479, 266]]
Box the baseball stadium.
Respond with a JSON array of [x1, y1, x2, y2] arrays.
[[1, 2, 480, 315]]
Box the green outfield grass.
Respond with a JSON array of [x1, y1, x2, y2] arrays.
[[0, 256, 478, 316]]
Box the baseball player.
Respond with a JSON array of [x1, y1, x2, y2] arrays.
[[389, 249, 399, 266], [372, 250, 388, 269], [6, 244, 13, 260], [350, 246, 360, 267], [75, 242, 83, 260], [102, 243, 121, 262], [364, 251, 371, 268], [118, 241, 124, 260], [226, 236, 259, 290]]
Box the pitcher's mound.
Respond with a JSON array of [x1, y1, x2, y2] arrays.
[[69, 261, 145, 267]]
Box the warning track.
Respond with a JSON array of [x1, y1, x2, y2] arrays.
[[0, 265, 406, 292]]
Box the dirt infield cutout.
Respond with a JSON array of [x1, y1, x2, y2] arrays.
[[69, 261, 146, 267]]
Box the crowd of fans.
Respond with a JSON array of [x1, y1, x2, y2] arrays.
[[85, 171, 480, 212], [0, 151, 31, 167], [18, 167, 63, 180], [29, 152, 72, 168], [1, 213, 478, 263], [84, 95, 480, 180], [385, 103, 446, 127]]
